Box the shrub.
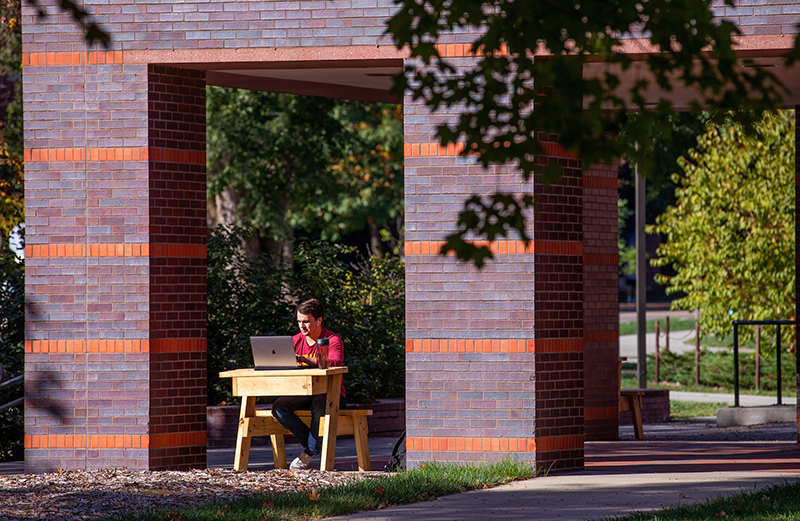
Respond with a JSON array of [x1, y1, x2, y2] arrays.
[[207, 226, 405, 405], [0, 241, 24, 461]]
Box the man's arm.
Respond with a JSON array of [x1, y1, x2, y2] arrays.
[[326, 333, 344, 367]]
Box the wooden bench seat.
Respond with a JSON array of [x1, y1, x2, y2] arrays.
[[236, 408, 372, 471]]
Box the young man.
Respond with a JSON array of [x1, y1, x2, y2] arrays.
[[272, 298, 345, 470]]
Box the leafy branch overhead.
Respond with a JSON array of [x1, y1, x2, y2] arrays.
[[388, 0, 797, 266], [26, 0, 109, 47]]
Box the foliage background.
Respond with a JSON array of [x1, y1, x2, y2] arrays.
[[206, 89, 404, 262], [0, 241, 24, 461], [208, 226, 405, 406], [650, 111, 796, 351]]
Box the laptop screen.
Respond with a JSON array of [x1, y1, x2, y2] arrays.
[[250, 336, 300, 370]]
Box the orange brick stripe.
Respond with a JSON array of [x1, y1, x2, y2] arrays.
[[583, 253, 618, 265], [584, 406, 619, 420], [25, 339, 206, 354], [535, 434, 584, 452], [406, 338, 582, 353], [150, 244, 207, 258], [534, 338, 584, 353], [21, 50, 124, 67], [26, 339, 149, 354], [584, 330, 619, 342], [148, 148, 206, 164], [26, 434, 148, 449], [150, 431, 207, 449], [405, 338, 535, 354], [583, 175, 618, 190], [25, 431, 207, 449], [408, 436, 535, 453], [25, 147, 148, 163], [404, 142, 468, 158], [150, 339, 207, 353], [26, 243, 206, 258], [405, 240, 582, 256], [434, 43, 509, 58], [24, 147, 206, 164], [404, 140, 576, 159]]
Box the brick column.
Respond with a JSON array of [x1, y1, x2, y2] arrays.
[[796, 105, 799, 444], [582, 164, 620, 441], [531, 141, 585, 470], [404, 85, 585, 470], [22, 44, 207, 470], [146, 66, 208, 470]]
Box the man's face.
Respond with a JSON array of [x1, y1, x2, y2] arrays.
[[297, 312, 322, 339]]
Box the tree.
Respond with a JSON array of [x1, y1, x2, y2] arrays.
[[649, 110, 795, 349], [388, 0, 799, 266], [207, 88, 403, 261]]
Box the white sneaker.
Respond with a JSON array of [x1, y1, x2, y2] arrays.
[[290, 450, 314, 470]]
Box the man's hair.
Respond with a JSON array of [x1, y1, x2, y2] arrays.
[[297, 298, 324, 319]]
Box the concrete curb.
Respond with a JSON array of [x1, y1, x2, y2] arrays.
[[717, 405, 796, 427]]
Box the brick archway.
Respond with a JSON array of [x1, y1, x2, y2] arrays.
[[21, 1, 800, 473]]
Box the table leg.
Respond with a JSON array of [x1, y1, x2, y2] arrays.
[[233, 396, 257, 471], [319, 373, 342, 471]]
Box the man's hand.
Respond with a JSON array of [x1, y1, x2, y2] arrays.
[[296, 355, 318, 367]]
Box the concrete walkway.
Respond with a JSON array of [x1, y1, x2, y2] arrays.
[[325, 421, 800, 521]]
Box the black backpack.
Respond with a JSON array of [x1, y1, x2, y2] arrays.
[[384, 430, 406, 472]]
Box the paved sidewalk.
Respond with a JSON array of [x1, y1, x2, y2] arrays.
[[671, 390, 796, 406], [325, 421, 800, 521]]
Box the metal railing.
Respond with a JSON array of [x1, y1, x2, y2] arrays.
[[0, 363, 24, 413], [731, 320, 795, 407]]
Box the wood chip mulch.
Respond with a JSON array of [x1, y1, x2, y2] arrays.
[[0, 468, 382, 521]]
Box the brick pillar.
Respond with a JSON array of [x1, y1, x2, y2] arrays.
[[404, 89, 585, 470], [146, 66, 208, 470], [22, 46, 207, 471], [796, 105, 799, 444], [531, 140, 585, 470], [582, 164, 620, 441]]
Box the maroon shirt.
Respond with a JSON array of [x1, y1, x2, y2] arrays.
[[293, 327, 345, 397]]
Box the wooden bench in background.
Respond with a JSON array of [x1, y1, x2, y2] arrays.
[[619, 389, 645, 439], [236, 409, 373, 471], [619, 356, 645, 440]]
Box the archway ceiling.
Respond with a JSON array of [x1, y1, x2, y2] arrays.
[[189, 53, 800, 108]]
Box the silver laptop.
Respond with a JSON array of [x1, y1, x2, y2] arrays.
[[250, 336, 299, 370]]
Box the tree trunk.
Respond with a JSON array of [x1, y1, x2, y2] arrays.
[[208, 185, 262, 260], [368, 218, 382, 257]]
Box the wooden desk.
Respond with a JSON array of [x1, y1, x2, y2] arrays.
[[220, 367, 348, 471]]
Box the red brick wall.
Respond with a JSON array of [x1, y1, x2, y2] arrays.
[[531, 142, 585, 471], [147, 66, 208, 470], [21, 0, 797, 471], [583, 164, 620, 441]]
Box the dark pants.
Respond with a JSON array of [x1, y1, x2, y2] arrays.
[[272, 393, 346, 455]]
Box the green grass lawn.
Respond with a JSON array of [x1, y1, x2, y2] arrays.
[[619, 318, 698, 336], [670, 400, 725, 419], [607, 480, 800, 521]]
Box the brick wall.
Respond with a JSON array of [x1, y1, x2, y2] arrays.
[[147, 66, 208, 470], [403, 92, 540, 466], [21, 43, 208, 471], [22, 0, 799, 470], [23, 45, 154, 471], [531, 140, 585, 471], [583, 164, 620, 441], [710, 1, 800, 36]]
